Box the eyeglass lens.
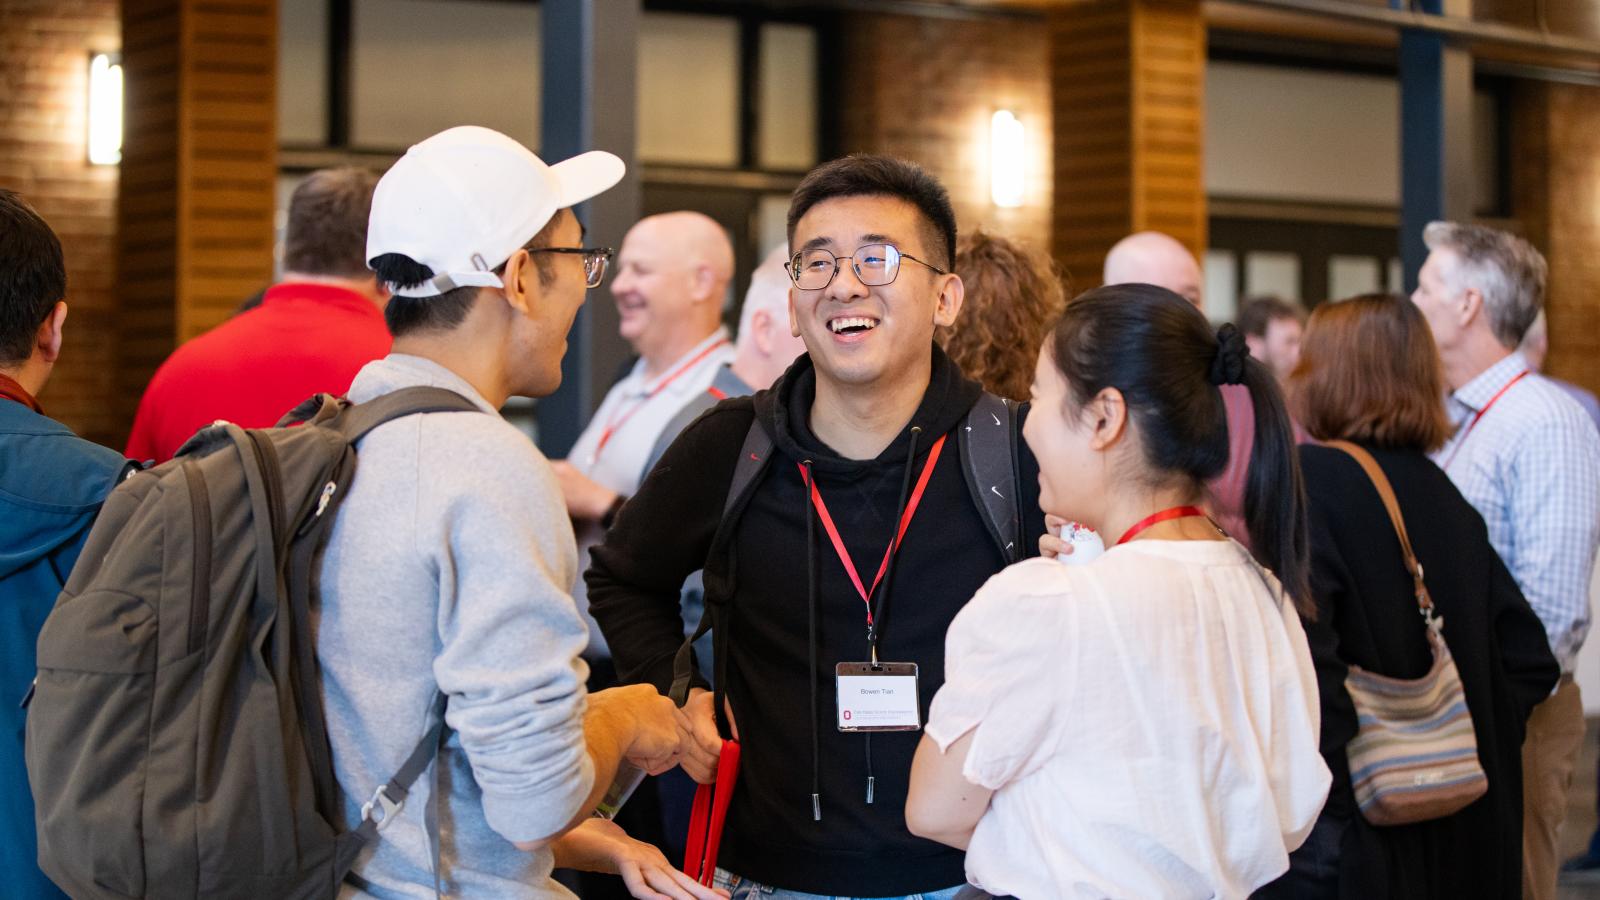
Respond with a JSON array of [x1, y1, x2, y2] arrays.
[[792, 243, 902, 290], [584, 251, 608, 288]]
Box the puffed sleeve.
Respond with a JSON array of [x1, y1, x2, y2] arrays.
[[925, 560, 1069, 790]]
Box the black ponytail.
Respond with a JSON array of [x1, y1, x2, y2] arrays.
[[1238, 353, 1311, 615], [1050, 284, 1311, 616]]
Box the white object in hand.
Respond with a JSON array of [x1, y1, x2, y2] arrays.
[[1057, 521, 1104, 566]]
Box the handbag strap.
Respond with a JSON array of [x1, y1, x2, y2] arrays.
[[1324, 441, 1435, 622]]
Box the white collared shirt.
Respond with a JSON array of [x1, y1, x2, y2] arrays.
[[568, 327, 734, 494], [1431, 351, 1600, 672]]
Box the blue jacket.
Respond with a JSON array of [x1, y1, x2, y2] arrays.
[[0, 399, 127, 899]]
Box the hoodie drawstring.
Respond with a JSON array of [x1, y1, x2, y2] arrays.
[[863, 426, 921, 804], [802, 459, 822, 822], [801, 426, 925, 819]]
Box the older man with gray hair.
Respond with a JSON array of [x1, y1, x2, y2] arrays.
[[1412, 220, 1600, 900]]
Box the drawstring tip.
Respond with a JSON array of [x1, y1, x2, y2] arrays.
[[812, 793, 822, 821], [866, 776, 876, 804]]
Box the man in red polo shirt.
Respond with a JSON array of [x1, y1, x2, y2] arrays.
[[125, 167, 392, 462]]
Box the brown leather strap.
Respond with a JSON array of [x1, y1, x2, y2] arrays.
[[1325, 440, 1433, 614]]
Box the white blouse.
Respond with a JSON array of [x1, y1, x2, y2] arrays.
[[925, 540, 1330, 900]]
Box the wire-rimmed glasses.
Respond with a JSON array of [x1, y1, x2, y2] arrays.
[[787, 243, 947, 291]]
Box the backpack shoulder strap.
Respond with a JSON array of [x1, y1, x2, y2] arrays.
[[669, 416, 772, 706], [722, 417, 774, 518], [337, 387, 484, 443], [960, 391, 1022, 563]]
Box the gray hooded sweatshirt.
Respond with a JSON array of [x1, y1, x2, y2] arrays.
[[318, 354, 592, 898]]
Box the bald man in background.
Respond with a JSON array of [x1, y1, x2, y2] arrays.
[[555, 211, 735, 653], [556, 212, 736, 523], [1102, 231, 1255, 546], [1104, 231, 1204, 308]]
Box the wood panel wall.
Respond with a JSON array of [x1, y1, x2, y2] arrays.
[[1512, 79, 1600, 398], [118, 0, 277, 413], [1050, 0, 1206, 299]]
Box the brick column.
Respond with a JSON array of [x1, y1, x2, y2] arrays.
[[1049, 0, 1206, 298], [0, 0, 122, 445], [835, 11, 1054, 261]]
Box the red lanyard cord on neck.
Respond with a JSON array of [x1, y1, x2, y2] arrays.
[[1115, 505, 1210, 546], [797, 429, 946, 658], [1442, 368, 1529, 472], [591, 337, 730, 460]]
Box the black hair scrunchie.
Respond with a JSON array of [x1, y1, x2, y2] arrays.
[[1209, 323, 1249, 386]]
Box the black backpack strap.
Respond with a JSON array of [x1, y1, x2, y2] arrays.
[[340, 692, 450, 891], [337, 387, 484, 442], [352, 691, 449, 842], [668, 419, 773, 707], [960, 392, 1022, 564]]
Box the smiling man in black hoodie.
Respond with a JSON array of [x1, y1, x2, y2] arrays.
[[588, 155, 1046, 898]]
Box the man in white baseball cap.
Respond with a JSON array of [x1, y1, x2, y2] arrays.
[[319, 126, 716, 899]]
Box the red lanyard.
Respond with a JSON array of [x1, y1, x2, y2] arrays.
[[797, 435, 947, 625], [1116, 505, 1209, 546], [592, 338, 730, 460], [706, 385, 729, 401], [1442, 369, 1529, 471]]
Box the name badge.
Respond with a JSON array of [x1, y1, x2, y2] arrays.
[[835, 662, 921, 732]]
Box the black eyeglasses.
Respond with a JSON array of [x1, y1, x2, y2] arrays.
[[528, 246, 616, 288], [788, 243, 947, 291]]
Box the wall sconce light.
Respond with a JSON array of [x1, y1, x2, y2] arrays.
[[990, 110, 1024, 208], [88, 53, 123, 166]]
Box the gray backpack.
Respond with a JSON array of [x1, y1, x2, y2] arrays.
[[24, 388, 479, 900]]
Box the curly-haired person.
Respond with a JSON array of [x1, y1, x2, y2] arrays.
[[936, 230, 1066, 402]]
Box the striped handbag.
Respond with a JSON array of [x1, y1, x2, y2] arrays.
[[1328, 441, 1488, 827]]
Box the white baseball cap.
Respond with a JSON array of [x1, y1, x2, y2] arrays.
[[367, 125, 625, 298]]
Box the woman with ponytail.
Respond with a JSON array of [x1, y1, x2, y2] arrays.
[[905, 284, 1330, 899]]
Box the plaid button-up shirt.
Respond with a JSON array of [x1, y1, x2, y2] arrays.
[[1432, 352, 1600, 673]]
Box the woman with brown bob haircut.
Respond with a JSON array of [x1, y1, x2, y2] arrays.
[[936, 230, 1066, 402], [1258, 293, 1557, 900]]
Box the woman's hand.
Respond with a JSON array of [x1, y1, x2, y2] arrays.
[[551, 818, 730, 900], [1039, 513, 1073, 560]]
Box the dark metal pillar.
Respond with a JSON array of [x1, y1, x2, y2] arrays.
[[1398, 0, 1473, 291], [538, 0, 641, 457]]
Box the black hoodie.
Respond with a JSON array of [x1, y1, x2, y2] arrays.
[[588, 346, 1045, 895]]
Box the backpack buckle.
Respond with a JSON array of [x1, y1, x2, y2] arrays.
[[360, 785, 404, 831]]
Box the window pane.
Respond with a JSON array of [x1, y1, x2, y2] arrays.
[[1245, 251, 1301, 302], [756, 194, 791, 257], [759, 24, 817, 171], [639, 14, 739, 166], [1328, 255, 1381, 302], [350, 0, 540, 149], [1204, 250, 1238, 324], [279, 0, 328, 144]]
